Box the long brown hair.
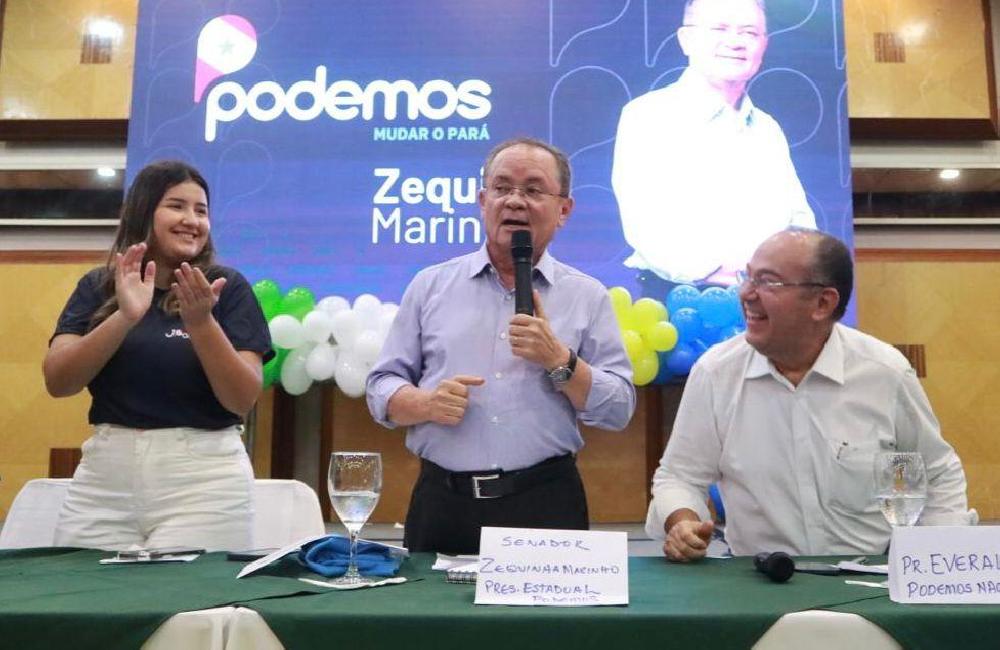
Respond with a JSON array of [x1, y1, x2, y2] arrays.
[[90, 160, 218, 329]]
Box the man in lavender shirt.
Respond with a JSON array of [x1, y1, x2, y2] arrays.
[[367, 137, 636, 554]]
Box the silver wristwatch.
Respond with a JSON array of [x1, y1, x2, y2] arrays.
[[546, 348, 577, 385]]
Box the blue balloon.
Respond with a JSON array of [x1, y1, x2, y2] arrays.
[[718, 325, 744, 341], [666, 284, 700, 315], [698, 287, 734, 328], [670, 307, 704, 343], [699, 325, 723, 346], [725, 285, 745, 326], [666, 343, 698, 376], [653, 350, 675, 384], [691, 339, 710, 357]]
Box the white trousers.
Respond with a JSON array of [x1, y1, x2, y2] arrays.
[[54, 424, 255, 552]]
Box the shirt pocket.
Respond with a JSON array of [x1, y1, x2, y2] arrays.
[[823, 426, 895, 514]]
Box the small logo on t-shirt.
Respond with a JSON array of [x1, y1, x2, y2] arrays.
[[165, 328, 190, 339]]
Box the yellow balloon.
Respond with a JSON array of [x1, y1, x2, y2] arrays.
[[644, 321, 679, 352], [632, 348, 659, 386], [615, 304, 638, 331], [632, 297, 669, 331], [608, 286, 633, 313], [621, 329, 644, 363]]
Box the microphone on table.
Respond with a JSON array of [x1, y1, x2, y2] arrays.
[[754, 551, 795, 583], [511, 229, 534, 316]]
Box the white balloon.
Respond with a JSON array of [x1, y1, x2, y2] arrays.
[[318, 295, 350, 316], [353, 293, 382, 315], [354, 329, 383, 365], [301, 309, 334, 343], [380, 302, 399, 318], [330, 309, 362, 349], [280, 344, 314, 395], [269, 315, 305, 350], [334, 353, 368, 398], [305, 343, 338, 381], [376, 309, 397, 338]]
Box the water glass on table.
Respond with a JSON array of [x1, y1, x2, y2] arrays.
[[873, 451, 927, 527], [328, 451, 382, 585]]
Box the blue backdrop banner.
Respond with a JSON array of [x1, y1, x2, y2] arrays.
[[127, 0, 852, 312]]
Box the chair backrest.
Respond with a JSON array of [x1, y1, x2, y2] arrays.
[[251, 479, 326, 549], [0, 478, 325, 549], [0, 478, 70, 548]]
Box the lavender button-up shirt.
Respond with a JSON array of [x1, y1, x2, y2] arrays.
[[366, 246, 635, 472]]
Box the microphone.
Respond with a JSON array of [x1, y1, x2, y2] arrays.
[[511, 229, 533, 316], [754, 551, 794, 583]]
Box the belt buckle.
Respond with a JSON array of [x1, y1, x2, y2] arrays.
[[472, 473, 501, 499]]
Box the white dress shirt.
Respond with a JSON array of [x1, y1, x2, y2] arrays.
[[612, 69, 816, 283], [646, 323, 970, 556]]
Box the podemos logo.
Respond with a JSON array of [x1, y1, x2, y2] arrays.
[[194, 15, 493, 142]]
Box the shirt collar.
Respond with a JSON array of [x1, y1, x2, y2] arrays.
[[745, 325, 845, 385], [676, 68, 756, 127], [468, 243, 557, 286]]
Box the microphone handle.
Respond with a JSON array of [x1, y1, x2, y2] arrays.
[[513, 259, 533, 315]]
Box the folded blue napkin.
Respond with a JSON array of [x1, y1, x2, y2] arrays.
[[297, 535, 404, 577]]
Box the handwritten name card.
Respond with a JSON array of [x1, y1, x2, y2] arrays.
[[889, 525, 1000, 604], [474, 527, 628, 606]]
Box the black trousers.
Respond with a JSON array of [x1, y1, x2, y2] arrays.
[[403, 456, 589, 554]]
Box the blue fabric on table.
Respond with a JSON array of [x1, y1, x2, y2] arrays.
[[297, 535, 403, 577]]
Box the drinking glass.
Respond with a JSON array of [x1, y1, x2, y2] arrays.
[[327, 451, 382, 585], [873, 451, 927, 527]]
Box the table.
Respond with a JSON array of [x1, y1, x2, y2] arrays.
[[1, 549, 995, 650]]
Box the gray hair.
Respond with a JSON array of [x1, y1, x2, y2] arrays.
[[786, 226, 853, 321], [482, 137, 572, 197]]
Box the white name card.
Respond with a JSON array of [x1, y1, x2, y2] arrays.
[[474, 526, 628, 607], [889, 525, 1000, 603]]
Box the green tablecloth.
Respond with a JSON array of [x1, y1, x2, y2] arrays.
[[0, 548, 329, 650], [244, 555, 896, 650], [4, 549, 1000, 650]]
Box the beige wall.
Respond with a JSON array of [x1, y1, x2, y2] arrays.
[[856, 253, 1000, 520], [0, 0, 136, 119], [0, 257, 98, 518], [845, 0, 992, 119]]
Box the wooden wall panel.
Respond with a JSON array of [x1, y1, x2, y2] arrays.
[[856, 256, 1000, 520], [0, 259, 99, 519], [845, 0, 992, 119], [0, 0, 136, 120]]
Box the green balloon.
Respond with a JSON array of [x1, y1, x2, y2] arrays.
[[253, 279, 282, 320], [279, 287, 316, 321], [263, 348, 289, 389]]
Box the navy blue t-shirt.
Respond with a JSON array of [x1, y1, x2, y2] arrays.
[[53, 266, 273, 429]]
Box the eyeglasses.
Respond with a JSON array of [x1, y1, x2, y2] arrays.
[[682, 23, 764, 42], [736, 270, 827, 291], [486, 183, 566, 202]]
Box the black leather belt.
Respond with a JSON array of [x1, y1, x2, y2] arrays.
[[421, 454, 576, 499]]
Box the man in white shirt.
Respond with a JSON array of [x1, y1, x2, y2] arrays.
[[647, 228, 970, 559], [611, 0, 814, 292]]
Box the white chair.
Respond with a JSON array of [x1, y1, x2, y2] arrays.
[[0, 478, 325, 549], [250, 479, 326, 549]]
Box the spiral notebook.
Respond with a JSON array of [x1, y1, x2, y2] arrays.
[[433, 554, 479, 584]]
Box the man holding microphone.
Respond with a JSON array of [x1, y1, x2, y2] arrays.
[[367, 137, 635, 554]]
